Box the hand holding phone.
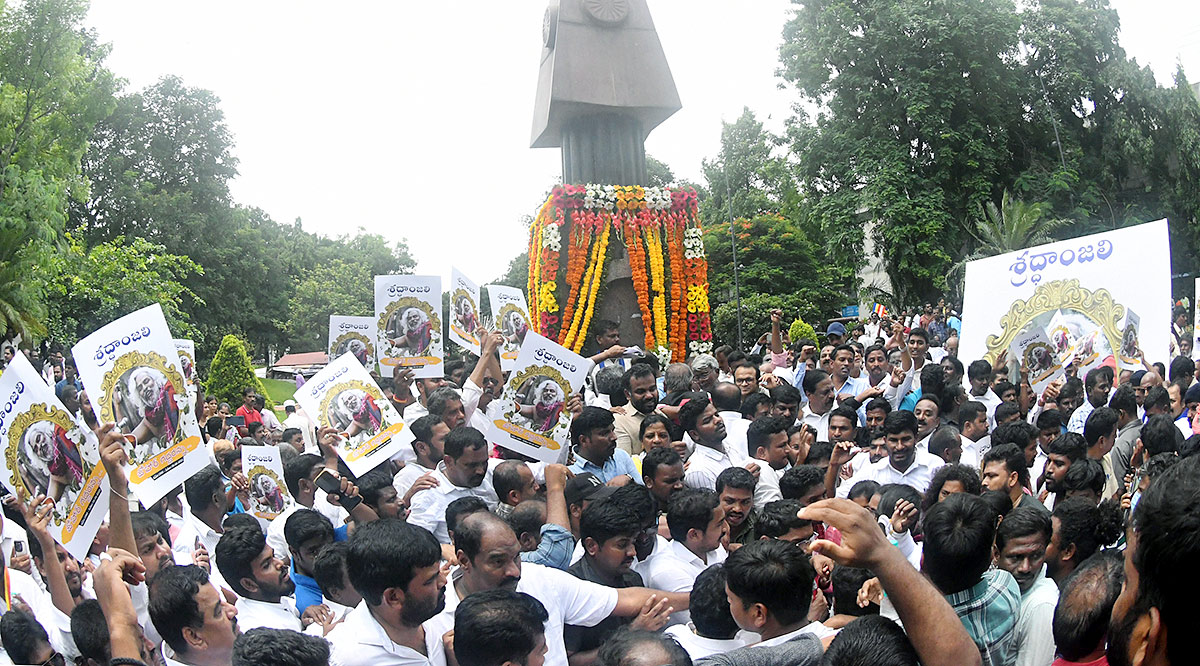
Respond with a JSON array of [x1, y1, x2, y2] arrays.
[[314, 469, 362, 512]]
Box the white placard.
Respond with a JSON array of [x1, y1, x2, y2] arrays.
[[487, 285, 532, 372], [294, 353, 414, 477], [241, 445, 294, 522], [486, 332, 593, 463], [0, 355, 108, 561], [174, 339, 198, 404], [1011, 327, 1063, 393], [72, 304, 208, 506], [1117, 309, 1142, 371], [448, 268, 482, 356], [328, 316, 375, 372], [960, 220, 1171, 372], [375, 275, 443, 378]]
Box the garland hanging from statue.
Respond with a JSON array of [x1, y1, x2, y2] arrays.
[[528, 184, 712, 359]]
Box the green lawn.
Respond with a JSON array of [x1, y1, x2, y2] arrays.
[[260, 376, 297, 409]]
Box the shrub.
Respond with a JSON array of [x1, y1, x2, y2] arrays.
[[205, 335, 272, 409]]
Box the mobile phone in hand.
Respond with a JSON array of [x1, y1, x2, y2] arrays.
[[314, 469, 362, 512]]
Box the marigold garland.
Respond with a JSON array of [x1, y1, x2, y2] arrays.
[[527, 184, 710, 355]]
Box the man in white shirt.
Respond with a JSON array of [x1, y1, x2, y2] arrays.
[[663, 564, 752, 660], [149, 565, 240, 666], [327, 519, 448, 666], [966, 359, 1003, 426], [453, 589, 550, 666], [268, 453, 366, 561], [959, 400, 991, 468], [1067, 366, 1113, 435], [678, 398, 734, 490], [172, 465, 236, 594], [215, 525, 304, 632], [993, 505, 1058, 666], [836, 411, 944, 497], [748, 417, 792, 506], [800, 370, 836, 441], [407, 427, 498, 543], [711, 382, 750, 462], [642, 488, 728, 625], [426, 512, 689, 666], [282, 400, 315, 453], [725, 539, 835, 647], [393, 415, 450, 502]]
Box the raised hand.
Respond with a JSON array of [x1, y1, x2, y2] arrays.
[[629, 594, 673, 631]]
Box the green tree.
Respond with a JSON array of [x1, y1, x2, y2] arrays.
[[968, 190, 1069, 257], [0, 0, 116, 340], [205, 334, 270, 409], [700, 109, 794, 224], [711, 292, 815, 351], [285, 260, 374, 352], [41, 234, 201, 346]]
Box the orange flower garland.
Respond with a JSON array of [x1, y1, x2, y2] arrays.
[[626, 222, 656, 349], [571, 223, 611, 353], [666, 220, 687, 360], [556, 220, 593, 345], [645, 226, 667, 348], [561, 221, 605, 351]]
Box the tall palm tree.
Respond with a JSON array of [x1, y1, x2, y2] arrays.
[[967, 190, 1069, 257]]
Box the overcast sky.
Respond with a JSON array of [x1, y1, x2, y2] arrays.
[[86, 0, 1198, 284]]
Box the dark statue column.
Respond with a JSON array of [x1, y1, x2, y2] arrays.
[[532, 0, 681, 350]]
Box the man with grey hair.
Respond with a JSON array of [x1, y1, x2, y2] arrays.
[[590, 364, 626, 409], [427, 386, 467, 430], [690, 354, 719, 393], [663, 363, 695, 406]]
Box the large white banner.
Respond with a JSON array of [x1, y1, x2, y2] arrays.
[[0, 355, 108, 561], [960, 220, 1171, 372], [73, 304, 208, 506], [294, 352, 414, 477], [375, 275, 443, 379]]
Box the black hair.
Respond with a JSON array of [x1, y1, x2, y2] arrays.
[[280, 427, 302, 443], [715, 466, 756, 494], [967, 359, 993, 383], [184, 464, 225, 512], [828, 404, 859, 430], [907, 327, 929, 343], [1060, 457, 1105, 497], [918, 364, 946, 400], [1036, 408, 1063, 432], [149, 565, 212, 655], [1059, 378, 1084, 402], [666, 488, 719, 542], [959, 400, 987, 426], [445, 496, 490, 538], [427, 387, 463, 417], [580, 497, 640, 546], [357, 468, 397, 510], [995, 504, 1052, 551], [922, 463, 981, 511], [622, 363, 656, 392], [215, 525, 268, 597], [770, 384, 802, 407], [312, 541, 351, 600], [1109, 384, 1137, 417], [801, 369, 830, 396], [821, 614, 919, 666], [132, 509, 171, 547], [410, 413, 444, 448], [803, 441, 834, 466], [247, 421, 265, 437], [979, 489, 1014, 519], [1140, 452, 1179, 486], [689, 564, 739, 639], [232, 627, 331, 666], [927, 426, 960, 460], [492, 461, 529, 502], [444, 426, 488, 459], [940, 355, 965, 379], [831, 566, 879, 617], [0, 609, 49, 665], [864, 397, 892, 416], [1143, 385, 1170, 413], [882, 410, 918, 438], [982, 442, 1030, 489], [284, 453, 324, 497], [455, 589, 551, 666], [779, 464, 825, 501], [847, 480, 881, 504], [1046, 432, 1088, 460], [206, 416, 225, 438], [756, 499, 809, 539], [570, 407, 617, 449], [993, 379, 1016, 399], [739, 392, 771, 420], [283, 508, 334, 553], [508, 500, 550, 544], [641, 447, 682, 482], [1168, 355, 1195, 383], [70, 599, 109, 663], [993, 401, 1020, 424], [1140, 414, 1180, 456], [1128, 455, 1200, 664], [876, 484, 922, 521], [609, 483, 657, 526], [1083, 406, 1119, 447], [596, 629, 690, 666], [992, 421, 1038, 451], [1052, 497, 1124, 565], [223, 512, 260, 532], [639, 413, 680, 442], [922, 493, 997, 593], [678, 397, 712, 433], [712, 383, 743, 413], [1053, 551, 1124, 661], [725, 539, 814, 625], [347, 518, 442, 607]]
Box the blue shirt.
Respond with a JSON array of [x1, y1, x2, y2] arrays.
[[520, 523, 575, 571], [568, 448, 643, 485], [288, 525, 349, 614], [900, 387, 923, 412]]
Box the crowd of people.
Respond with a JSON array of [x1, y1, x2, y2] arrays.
[[0, 302, 1197, 666]]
